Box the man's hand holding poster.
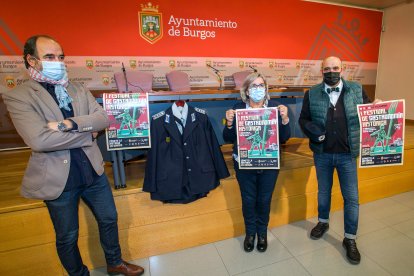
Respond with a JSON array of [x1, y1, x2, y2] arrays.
[[357, 99, 405, 168], [236, 107, 280, 169], [103, 92, 151, 150]]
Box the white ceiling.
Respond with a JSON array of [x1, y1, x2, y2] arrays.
[[304, 0, 412, 9]]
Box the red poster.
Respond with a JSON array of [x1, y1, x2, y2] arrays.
[[236, 107, 279, 169], [357, 100, 405, 168], [103, 92, 151, 150]]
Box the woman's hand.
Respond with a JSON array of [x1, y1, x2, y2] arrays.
[[277, 105, 289, 124], [225, 109, 236, 128]]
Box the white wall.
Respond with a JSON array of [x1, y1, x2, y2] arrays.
[[376, 1, 414, 119]]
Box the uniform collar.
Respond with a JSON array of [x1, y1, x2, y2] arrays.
[[172, 102, 188, 123]]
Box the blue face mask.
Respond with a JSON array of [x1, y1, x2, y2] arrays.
[[41, 61, 67, 81], [249, 86, 266, 103]]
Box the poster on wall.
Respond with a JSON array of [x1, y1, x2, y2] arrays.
[[357, 99, 405, 168], [236, 107, 280, 169], [103, 92, 151, 150]]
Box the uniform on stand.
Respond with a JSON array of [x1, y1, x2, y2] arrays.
[[143, 102, 230, 203]]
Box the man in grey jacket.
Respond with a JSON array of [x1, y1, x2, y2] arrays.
[[2, 35, 143, 276]]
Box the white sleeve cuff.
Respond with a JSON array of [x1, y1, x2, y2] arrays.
[[282, 118, 290, 125]]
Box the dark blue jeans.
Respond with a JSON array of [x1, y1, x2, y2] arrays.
[[235, 162, 279, 236], [314, 152, 359, 239], [45, 174, 121, 276]]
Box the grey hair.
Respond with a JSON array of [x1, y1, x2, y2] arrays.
[[239, 72, 270, 104]]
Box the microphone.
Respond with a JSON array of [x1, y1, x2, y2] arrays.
[[207, 64, 224, 90], [120, 63, 145, 93], [122, 63, 128, 92], [249, 65, 258, 73], [206, 63, 220, 73]]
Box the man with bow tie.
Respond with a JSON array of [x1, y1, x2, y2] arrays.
[[299, 56, 381, 265]]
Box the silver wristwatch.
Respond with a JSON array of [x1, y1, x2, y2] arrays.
[[57, 121, 69, 132]]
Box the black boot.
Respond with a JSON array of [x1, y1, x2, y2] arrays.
[[257, 234, 268, 252], [243, 235, 255, 252]]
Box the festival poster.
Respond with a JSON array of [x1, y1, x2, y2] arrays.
[[103, 92, 151, 150], [236, 107, 279, 169], [357, 99, 405, 168]]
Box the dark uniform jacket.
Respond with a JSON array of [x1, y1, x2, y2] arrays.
[[143, 104, 230, 202]]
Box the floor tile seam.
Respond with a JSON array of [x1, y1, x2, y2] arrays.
[[273, 231, 296, 257], [381, 218, 414, 228], [278, 220, 342, 257], [268, 229, 277, 239], [213, 234, 294, 275], [365, 199, 414, 212], [290, 255, 313, 276], [271, 219, 344, 256], [331, 212, 382, 230], [358, 198, 400, 209], [357, 237, 404, 275], [212, 240, 231, 276], [294, 242, 375, 271], [355, 224, 390, 238], [327, 225, 344, 239], [358, 211, 398, 222], [148, 249, 226, 276], [270, 230, 304, 257], [387, 197, 414, 210], [357, 249, 396, 276], [288, 238, 340, 260], [358, 212, 413, 224], [388, 224, 414, 241], [230, 256, 297, 276]]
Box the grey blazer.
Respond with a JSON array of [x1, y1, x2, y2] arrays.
[[2, 80, 109, 200]]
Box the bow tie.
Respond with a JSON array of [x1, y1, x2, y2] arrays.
[[327, 87, 340, 93]]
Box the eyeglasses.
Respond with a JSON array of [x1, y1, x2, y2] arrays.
[[249, 83, 265, 89], [322, 66, 341, 73]]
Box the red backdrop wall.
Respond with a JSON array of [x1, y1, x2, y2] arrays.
[[0, 0, 382, 62]]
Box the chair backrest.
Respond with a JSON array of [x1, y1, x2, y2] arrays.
[[114, 71, 153, 92], [165, 71, 191, 92], [232, 70, 252, 90]]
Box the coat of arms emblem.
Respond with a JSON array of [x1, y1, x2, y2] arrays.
[[86, 60, 94, 70], [138, 2, 163, 44], [5, 76, 15, 88]]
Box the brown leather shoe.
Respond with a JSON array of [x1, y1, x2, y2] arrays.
[[107, 261, 144, 276]]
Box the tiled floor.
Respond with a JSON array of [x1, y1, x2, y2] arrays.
[[91, 191, 414, 276]]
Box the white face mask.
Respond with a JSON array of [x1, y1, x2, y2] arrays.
[[40, 61, 67, 81], [249, 86, 266, 103]]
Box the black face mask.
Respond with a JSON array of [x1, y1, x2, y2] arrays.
[[323, 72, 341, 86]]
